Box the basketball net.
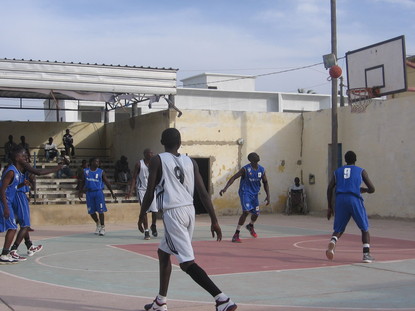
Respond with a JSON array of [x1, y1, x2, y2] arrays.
[[347, 87, 379, 113]]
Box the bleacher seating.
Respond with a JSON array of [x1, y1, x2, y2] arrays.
[[31, 158, 138, 205]]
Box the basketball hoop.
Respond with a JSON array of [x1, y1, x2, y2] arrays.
[[347, 87, 380, 113]]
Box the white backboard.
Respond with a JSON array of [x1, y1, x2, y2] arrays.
[[346, 35, 407, 96]]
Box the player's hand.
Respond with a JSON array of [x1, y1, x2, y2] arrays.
[[219, 189, 226, 196], [264, 196, 270, 206], [137, 214, 146, 233], [327, 207, 333, 220], [78, 191, 83, 200], [211, 222, 222, 241]]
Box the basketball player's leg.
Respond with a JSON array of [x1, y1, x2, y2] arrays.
[[326, 195, 350, 260], [352, 200, 373, 262]]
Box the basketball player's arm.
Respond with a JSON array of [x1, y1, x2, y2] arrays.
[[138, 156, 160, 233], [261, 172, 270, 205], [102, 171, 117, 200], [0, 171, 14, 219], [22, 162, 63, 176], [126, 161, 140, 199], [192, 159, 222, 241], [78, 174, 85, 200], [361, 170, 375, 194], [219, 168, 244, 196], [326, 175, 336, 220]]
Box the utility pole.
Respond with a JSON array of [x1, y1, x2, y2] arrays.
[[330, 0, 339, 176]]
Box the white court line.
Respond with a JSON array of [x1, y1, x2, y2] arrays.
[[293, 238, 415, 252], [1, 270, 413, 311], [33, 247, 180, 273]]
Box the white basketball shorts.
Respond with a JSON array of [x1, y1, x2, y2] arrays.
[[159, 204, 195, 263]]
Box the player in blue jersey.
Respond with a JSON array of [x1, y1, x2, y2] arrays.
[[326, 150, 375, 263], [220, 152, 270, 243], [9, 156, 62, 261], [78, 157, 116, 236], [0, 145, 26, 264]]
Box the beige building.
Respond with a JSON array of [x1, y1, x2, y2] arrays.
[[0, 60, 414, 219], [1, 91, 414, 219]]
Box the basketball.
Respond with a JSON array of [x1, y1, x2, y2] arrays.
[[329, 65, 342, 79]]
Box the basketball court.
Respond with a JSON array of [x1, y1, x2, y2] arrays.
[[1, 214, 414, 311]]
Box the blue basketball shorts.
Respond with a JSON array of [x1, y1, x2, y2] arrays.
[[86, 190, 108, 214], [239, 192, 260, 215], [0, 202, 18, 232], [333, 194, 369, 233], [12, 192, 31, 227]]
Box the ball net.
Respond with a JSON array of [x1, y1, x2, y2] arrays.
[[347, 87, 380, 113]]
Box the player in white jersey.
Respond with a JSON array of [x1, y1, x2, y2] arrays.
[[138, 128, 237, 311], [127, 148, 158, 240]]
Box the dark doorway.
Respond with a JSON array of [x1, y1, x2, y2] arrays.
[[193, 158, 209, 214]]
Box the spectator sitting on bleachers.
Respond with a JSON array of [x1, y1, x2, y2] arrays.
[[114, 155, 131, 184], [56, 150, 73, 178], [44, 137, 58, 162]]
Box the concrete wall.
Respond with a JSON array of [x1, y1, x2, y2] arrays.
[[302, 97, 415, 219], [168, 110, 302, 215], [107, 110, 172, 167], [2, 96, 415, 219]]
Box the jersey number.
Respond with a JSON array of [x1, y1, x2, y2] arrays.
[[343, 168, 351, 179], [174, 166, 184, 184]]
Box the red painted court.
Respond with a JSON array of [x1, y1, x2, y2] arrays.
[[115, 233, 415, 275]]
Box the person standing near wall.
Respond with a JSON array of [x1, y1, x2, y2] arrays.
[[126, 148, 158, 240], [220, 152, 270, 243], [63, 129, 75, 156], [326, 150, 376, 263], [78, 157, 116, 236]]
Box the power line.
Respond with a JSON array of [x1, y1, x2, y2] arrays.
[[178, 61, 325, 88]]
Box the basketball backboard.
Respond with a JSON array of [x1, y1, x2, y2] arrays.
[[346, 35, 407, 97]]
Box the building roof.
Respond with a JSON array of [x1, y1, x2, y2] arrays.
[[0, 58, 178, 101]]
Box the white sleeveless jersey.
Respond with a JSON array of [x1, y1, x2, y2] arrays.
[[136, 159, 149, 192], [156, 152, 194, 210]]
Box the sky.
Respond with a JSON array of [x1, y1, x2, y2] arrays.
[[0, 0, 414, 121]]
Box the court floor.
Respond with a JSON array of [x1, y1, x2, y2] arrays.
[[1, 214, 414, 311]]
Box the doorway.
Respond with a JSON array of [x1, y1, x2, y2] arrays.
[[193, 158, 210, 214]]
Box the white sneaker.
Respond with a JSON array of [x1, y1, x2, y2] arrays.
[[95, 224, 101, 235], [27, 244, 43, 257], [99, 226, 105, 236], [0, 254, 19, 264], [363, 252, 374, 263], [144, 298, 167, 311], [10, 250, 27, 261], [216, 298, 237, 311], [326, 241, 336, 260]]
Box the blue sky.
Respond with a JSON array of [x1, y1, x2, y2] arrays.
[[1, 0, 414, 120]]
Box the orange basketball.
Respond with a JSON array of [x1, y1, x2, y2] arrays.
[[329, 65, 342, 79]]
